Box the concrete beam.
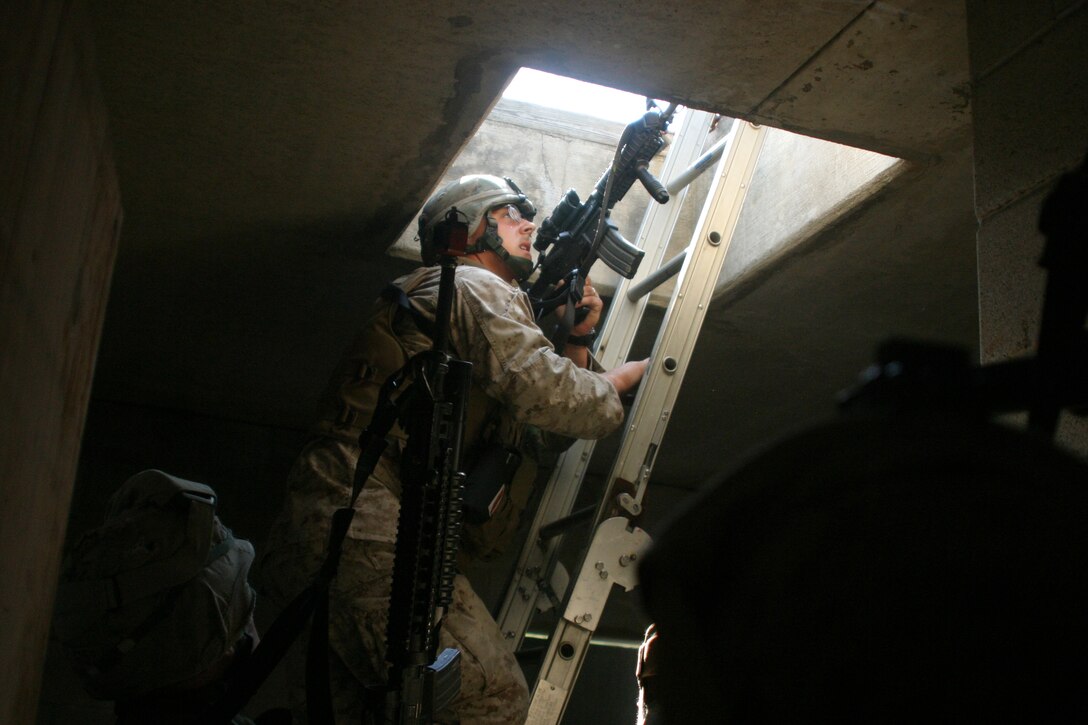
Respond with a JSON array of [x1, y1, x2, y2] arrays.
[[0, 1, 121, 720]]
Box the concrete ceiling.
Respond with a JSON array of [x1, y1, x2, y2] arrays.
[[85, 0, 978, 592]]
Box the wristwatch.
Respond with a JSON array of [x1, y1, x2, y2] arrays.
[[566, 328, 597, 347]]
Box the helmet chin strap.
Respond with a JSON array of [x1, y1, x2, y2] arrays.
[[498, 249, 535, 281], [472, 220, 534, 281]]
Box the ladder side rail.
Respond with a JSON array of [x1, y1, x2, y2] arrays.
[[525, 121, 768, 725], [494, 110, 718, 652], [603, 120, 767, 519]]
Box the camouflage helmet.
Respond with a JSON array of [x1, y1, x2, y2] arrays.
[[417, 174, 537, 279], [53, 470, 256, 700]]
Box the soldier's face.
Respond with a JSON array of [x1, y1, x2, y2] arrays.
[[488, 204, 536, 264]]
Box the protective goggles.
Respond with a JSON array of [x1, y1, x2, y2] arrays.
[[492, 203, 536, 224]]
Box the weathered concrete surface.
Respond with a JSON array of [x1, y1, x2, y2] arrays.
[[721, 129, 902, 291], [753, 0, 971, 159], [87, 1, 967, 264], [1, 1, 121, 721], [967, 0, 1088, 453]]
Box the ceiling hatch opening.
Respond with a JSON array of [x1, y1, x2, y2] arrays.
[[501, 68, 681, 125], [386, 68, 683, 270], [388, 67, 901, 309]]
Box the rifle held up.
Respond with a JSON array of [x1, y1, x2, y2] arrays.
[[526, 103, 676, 323]]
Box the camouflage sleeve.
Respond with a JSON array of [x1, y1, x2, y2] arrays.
[[449, 266, 624, 440]]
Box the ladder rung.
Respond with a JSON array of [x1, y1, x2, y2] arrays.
[[537, 504, 596, 542]]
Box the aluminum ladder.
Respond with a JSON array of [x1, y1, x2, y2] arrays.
[[505, 115, 768, 723], [525, 118, 766, 723], [495, 108, 720, 651]]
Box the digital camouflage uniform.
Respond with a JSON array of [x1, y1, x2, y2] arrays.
[[259, 259, 624, 724]]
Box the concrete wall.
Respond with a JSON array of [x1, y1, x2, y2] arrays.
[[966, 0, 1088, 453], [1, 1, 122, 721], [720, 129, 902, 293], [637, 120, 904, 307]]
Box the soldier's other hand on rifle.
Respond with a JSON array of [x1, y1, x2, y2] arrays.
[[571, 277, 603, 336], [556, 276, 602, 368], [553, 275, 603, 336], [557, 276, 648, 399]]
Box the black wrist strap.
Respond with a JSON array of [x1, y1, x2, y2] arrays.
[[566, 329, 597, 347]]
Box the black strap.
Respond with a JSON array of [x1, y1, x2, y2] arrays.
[[196, 375, 408, 725], [565, 328, 597, 348], [383, 284, 435, 339], [305, 507, 356, 725], [195, 580, 317, 723], [196, 285, 427, 723], [304, 371, 412, 724]]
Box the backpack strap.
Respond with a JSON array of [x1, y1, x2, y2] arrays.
[[202, 279, 439, 724], [199, 366, 412, 725]]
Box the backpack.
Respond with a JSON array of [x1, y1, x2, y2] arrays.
[[54, 469, 256, 701]]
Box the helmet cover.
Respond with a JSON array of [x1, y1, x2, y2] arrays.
[[417, 174, 536, 278]]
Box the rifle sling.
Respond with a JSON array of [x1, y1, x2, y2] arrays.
[[195, 376, 406, 725], [200, 277, 455, 723], [553, 289, 577, 351]]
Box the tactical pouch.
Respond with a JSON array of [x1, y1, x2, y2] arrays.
[[462, 443, 522, 524]]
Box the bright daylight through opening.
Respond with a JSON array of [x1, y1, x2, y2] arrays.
[[501, 68, 674, 124]]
